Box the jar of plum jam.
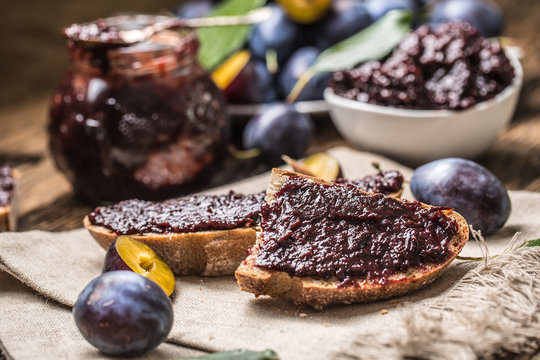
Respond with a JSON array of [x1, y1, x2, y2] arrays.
[[49, 16, 229, 202]]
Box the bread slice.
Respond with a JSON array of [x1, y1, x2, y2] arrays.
[[235, 169, 469, 310], [84, 217, 256, 276]]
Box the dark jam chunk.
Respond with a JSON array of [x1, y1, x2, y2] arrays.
[[255, 176, 458, 287], [88, 192, 265, 235], [329, 22, 515, 110], [335, 170, 403, 195], [0, 166, 14, 207]]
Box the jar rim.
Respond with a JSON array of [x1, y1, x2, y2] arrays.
[[63, 14, 198, 50], [64, 15, 200, 76]]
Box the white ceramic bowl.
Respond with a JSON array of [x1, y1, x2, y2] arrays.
[[324, 55, 523, 165]]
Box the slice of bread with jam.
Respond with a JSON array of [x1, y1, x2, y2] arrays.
[[84, 193, 263, 276], [235, 169, 469, 310]]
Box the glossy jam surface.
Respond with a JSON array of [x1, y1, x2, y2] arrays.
[[0, 166, 14, 207], [255, 176, 458, 287], [335, 170, 403, 195], [330, 22, 515, 110], [49, 25, 228, 202], [88, 192, 265, 234]]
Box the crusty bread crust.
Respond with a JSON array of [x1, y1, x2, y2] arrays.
[[84, 217, 256, 276], [235, 169, 469, 310]]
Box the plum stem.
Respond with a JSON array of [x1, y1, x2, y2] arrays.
[[228, 145, 261, 160], [371, 161, 382, 173], [457, 255, 498, 262], [266, 49, 279, 74], [286, 69, 314, 103]]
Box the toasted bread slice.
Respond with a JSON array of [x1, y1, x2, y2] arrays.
[[235, 169, 469, 310], [84, 216, 256, 276]]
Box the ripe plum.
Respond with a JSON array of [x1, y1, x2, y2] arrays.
[[430, 0, 504, 37], [248, 4, 303, 65], [278, 47, 329, 101], [73, 271, 173, 356], [243, 104, 314, 166], [410, 158, 511, 235], [224, 57, 277, 104], [365, 0, 416, 21], [315, 0, 372, 50]]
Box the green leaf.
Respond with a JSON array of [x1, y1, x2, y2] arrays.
[[310, 10, 413, 74], [197, 0, 264, 70], [179, 349, 279, 360], [519, 238, 540, 248]]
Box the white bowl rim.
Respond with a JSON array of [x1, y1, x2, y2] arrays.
[[324, 50, 523, 118]]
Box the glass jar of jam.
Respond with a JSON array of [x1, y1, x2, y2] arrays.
[[49, 15, 229, 202]]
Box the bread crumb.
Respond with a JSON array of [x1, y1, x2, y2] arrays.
[[199, 287, 203, 291], [390, 299, 402, 304], [299, 313, 308, 318], [380, 309, 389, 315], [324, 323, 330, 327]]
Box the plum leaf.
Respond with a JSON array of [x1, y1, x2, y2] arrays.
[[198, 0, 265, 70], [520, 238, 540, 248], [310, 9, 413, 73]]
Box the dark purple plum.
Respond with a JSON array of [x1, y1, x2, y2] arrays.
[[278, 47, 330, 101], [224, 57, 277, 104], [248, 4, 303, 65], [314, 0, 372, 50], [429, 0, 504, 37], [365, 0, 416, 21], [73, 271, 173, 356], [410, 158, 511, 236], [243, 104, 314, 166], [174, 0, 214, 19]]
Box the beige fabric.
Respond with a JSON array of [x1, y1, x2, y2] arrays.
[[0, 147, 539, 359], [0, 271, 205, 360]]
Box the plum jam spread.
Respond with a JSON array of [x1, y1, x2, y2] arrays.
[[0, 166, 14, 207], [50, 16, 228, 202], [88, 192, 265, 235], [330, 21, 515, 110], [254, 176, 458, 287], [335, 170, 403, 195]]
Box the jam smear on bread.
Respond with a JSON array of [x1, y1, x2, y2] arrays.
[[255, 175, 458, 287], [88, 192, 265, 235]]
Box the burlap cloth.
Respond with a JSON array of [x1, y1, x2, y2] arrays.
[[0, 147, 539, 360]]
